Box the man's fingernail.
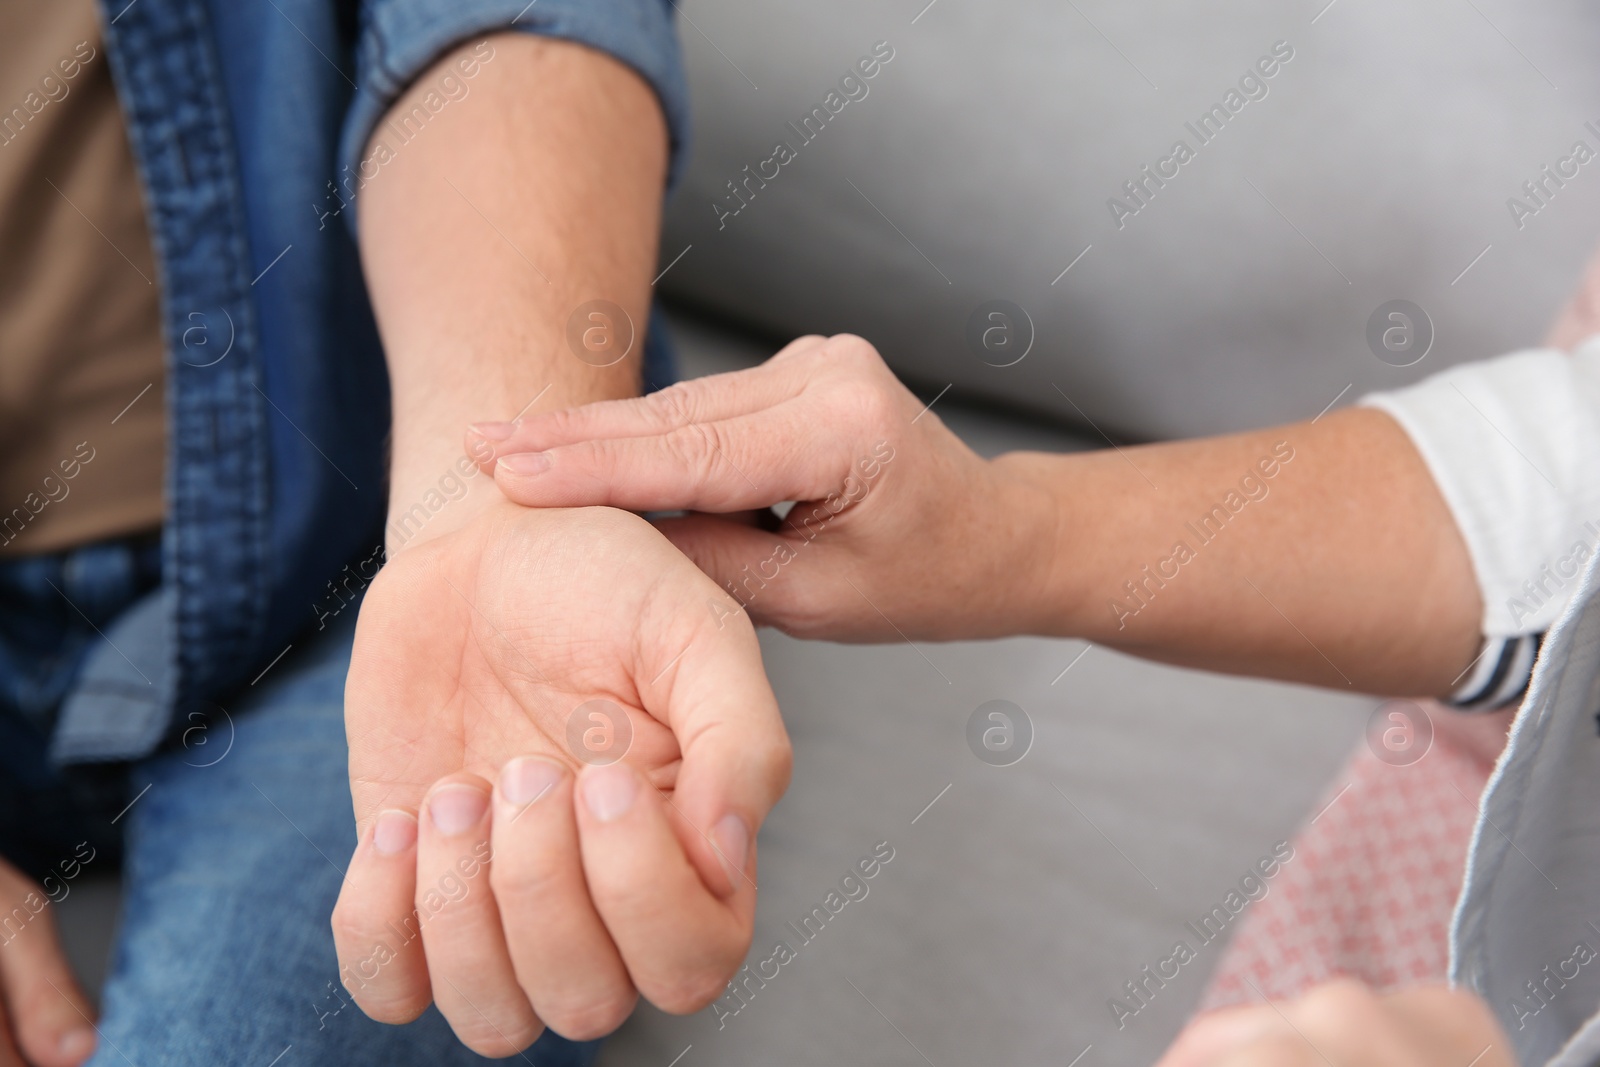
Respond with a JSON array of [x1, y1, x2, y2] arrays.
[[372, 809, 418, 855], [580, 764, 637, 822], [428, 785, 489, 836], [713, 813, 750, 883], [470, 421, 516, 441], [501, 757, 564, 807], [59, 1027, 95, 1060], [498, 452, 551, 476]]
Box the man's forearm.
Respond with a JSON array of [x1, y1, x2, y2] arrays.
[[359, 34, 668, 549], [1000, 407, 1483, 696]]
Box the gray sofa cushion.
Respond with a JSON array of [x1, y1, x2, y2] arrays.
[[660, 0, 1600, 439]]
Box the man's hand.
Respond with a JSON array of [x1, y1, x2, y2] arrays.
[[342, 26, 757, 1051], [0, 855, 97, 1067], [466, 334, 1058, 641], [331, 501, 790, 1054], [1156, 980, 1513, 1067]]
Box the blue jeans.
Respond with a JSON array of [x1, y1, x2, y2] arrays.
[[0, 539, 601, 1066]]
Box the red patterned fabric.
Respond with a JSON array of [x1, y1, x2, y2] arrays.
[[1198, 702, 1510, 1010]]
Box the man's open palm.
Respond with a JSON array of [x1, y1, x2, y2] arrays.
[[332, 502, 790, 1055]]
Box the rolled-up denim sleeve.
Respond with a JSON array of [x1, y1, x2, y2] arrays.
[[338, 0, 688, 221]]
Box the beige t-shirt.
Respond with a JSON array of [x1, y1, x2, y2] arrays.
[[0, 0, 165, 557]]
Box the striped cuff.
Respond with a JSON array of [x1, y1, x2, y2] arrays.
[[1446, 633, 1544, 712]]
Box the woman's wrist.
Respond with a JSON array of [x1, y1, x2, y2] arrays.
[[986, 451, 1088, 639]]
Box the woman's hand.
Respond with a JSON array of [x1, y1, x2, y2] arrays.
[[465, 335, 1059, 642], [1158, 981, 1512, 1067], [468, 331, 1482, 695]]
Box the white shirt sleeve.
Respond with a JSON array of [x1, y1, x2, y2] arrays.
[[1358, 337, 1600, 640]]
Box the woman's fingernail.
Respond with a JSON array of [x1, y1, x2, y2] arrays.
[[59, 1027, 96, 1061], [712, 813, 750, 884], [498, 452, 551, 476], [580, 764, 637, 822], [470, 421, 516, 441], [501, 757, 564, 807], [428, 785, 489, 837], [372, 809, 418, 855]]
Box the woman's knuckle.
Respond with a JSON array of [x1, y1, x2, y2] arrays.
[[827, 378, 893, 434], [825, 333, 879, 367], [648, 382, 697, 425], [671, 422, 728, 491]]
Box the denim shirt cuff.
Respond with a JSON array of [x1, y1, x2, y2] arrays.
[[337, 0, 689, 236]]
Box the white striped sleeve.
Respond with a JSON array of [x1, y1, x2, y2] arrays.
[[1444, 633, 1542, 711], [1359, 337, 1600, 711], [1358, 338, 1600, 640]]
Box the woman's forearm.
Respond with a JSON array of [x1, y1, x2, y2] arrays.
[[1001, 407, 1482, 696], [464, 337, 1485, 697]]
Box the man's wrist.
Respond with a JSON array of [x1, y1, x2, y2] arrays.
[[384, 372, 638, 554], [385, 435, 503, 553]]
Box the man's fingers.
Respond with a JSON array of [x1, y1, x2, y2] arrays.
[[0, 1023, 22, 1067], [416, 775, 543, 1057], [332, 809, 432, 1024], [0, 894, 97, 1067], [0, 1012, 28, 1067], [641, 590, 791, 903], [574, 762, 750, 1013], [489, 757, 637, 1040], [464, 335, 826, 466]]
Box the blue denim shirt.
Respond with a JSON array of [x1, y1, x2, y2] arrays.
[[54, 0, 686, 763]]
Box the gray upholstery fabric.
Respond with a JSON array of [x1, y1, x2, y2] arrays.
[[659, 0, 1600, 440]]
